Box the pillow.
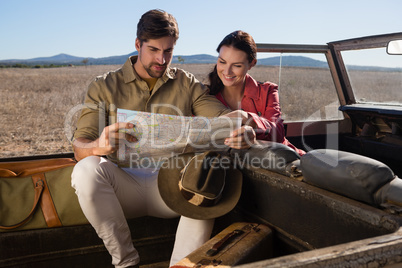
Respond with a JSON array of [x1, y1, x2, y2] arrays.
[[301, 149, 395, 205], [375, 176, 402, 207]]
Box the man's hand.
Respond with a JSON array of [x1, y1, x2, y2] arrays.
[[73, 122, 138, 161], [225, 125, 256, 149], [95, 122, 137, 155]]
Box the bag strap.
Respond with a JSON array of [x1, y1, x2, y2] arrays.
[[0, 174, 45, 230], [36, 173, 62, 227], [0, 158, 76, 178]]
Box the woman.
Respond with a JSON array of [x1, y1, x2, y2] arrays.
[[208, 30, 305, 156]]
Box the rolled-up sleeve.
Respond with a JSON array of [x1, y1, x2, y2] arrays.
[[73, 79, 108, 141]]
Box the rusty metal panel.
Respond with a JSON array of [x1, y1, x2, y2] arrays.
[[236, 228, 402, 267], [238, 166, 402, 249]]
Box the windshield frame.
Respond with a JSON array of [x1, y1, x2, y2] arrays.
[[256, 43, 346, 107], [328, 32, 402, 106]]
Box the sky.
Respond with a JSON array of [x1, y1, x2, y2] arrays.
[[0, 0, 401, 63]]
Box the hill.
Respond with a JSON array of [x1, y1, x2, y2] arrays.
[[0, 52, 329, 68], [1, 53, 399, 72], [258, 55, 328, 68]]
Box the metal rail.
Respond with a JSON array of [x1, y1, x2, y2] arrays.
[[256, 43, 329, 53]]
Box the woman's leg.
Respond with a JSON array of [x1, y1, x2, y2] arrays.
[[169, 216, 215, 266]]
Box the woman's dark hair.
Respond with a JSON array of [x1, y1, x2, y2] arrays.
[[137, 9, 179, 45], [208, 30, 257, 95]]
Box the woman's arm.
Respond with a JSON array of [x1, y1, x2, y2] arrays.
[[244, 82, 286, 142]]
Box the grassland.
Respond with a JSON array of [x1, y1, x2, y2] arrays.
[[1, 64, 398, 158], [0, 65, 116, 158]]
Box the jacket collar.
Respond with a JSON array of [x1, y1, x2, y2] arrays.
[[243, 74, 260, 100], [122, 55, 176, 84]]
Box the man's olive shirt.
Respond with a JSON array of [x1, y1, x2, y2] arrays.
[[74, 56, 230, 143]]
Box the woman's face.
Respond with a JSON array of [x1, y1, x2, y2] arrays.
[[217, 45, 255, 89]]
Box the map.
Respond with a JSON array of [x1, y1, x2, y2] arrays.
[[116, 109, 241, 168]]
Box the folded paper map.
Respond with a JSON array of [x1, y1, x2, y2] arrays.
[[116, 109, 241, 168]]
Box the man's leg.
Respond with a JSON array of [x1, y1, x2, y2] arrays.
[[71, 156, 146, 268], [133, 169, 214, 266], [169, 216, 215, 266]]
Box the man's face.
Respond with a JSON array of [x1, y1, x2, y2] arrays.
[[135, 36, 175, 79]]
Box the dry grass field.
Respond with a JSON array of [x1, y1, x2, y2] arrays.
[[0, 65, 118, 158], [1, 63, 397, 158]]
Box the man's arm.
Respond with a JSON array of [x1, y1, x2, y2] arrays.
[[73, 137, 99, 162], [185, 75, 256, 149], [73, 122, 136, 161]]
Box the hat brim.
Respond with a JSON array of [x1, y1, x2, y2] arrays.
[[158, 153, 242, 220]]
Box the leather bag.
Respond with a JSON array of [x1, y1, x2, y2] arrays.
[[171, 222, 273, 267], [0, 158, 88, 231]]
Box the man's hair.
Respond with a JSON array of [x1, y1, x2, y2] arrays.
[[137, 9, 179, 45]]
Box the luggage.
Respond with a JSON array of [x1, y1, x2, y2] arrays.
[[0, 158, 88, 231], [171, 222, 273, 267]]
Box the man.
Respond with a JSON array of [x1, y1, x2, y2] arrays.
[[71, 9, 255, 268]]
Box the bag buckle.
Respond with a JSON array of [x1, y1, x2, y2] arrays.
[[35, 179, 44, 188]]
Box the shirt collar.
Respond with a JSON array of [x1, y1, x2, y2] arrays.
[[122, 55, 176, 83], [243, 74, 260, 100]]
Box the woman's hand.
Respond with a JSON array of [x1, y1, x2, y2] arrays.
[[223, 110, 257, 128], [225, 125, 256, 149]]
